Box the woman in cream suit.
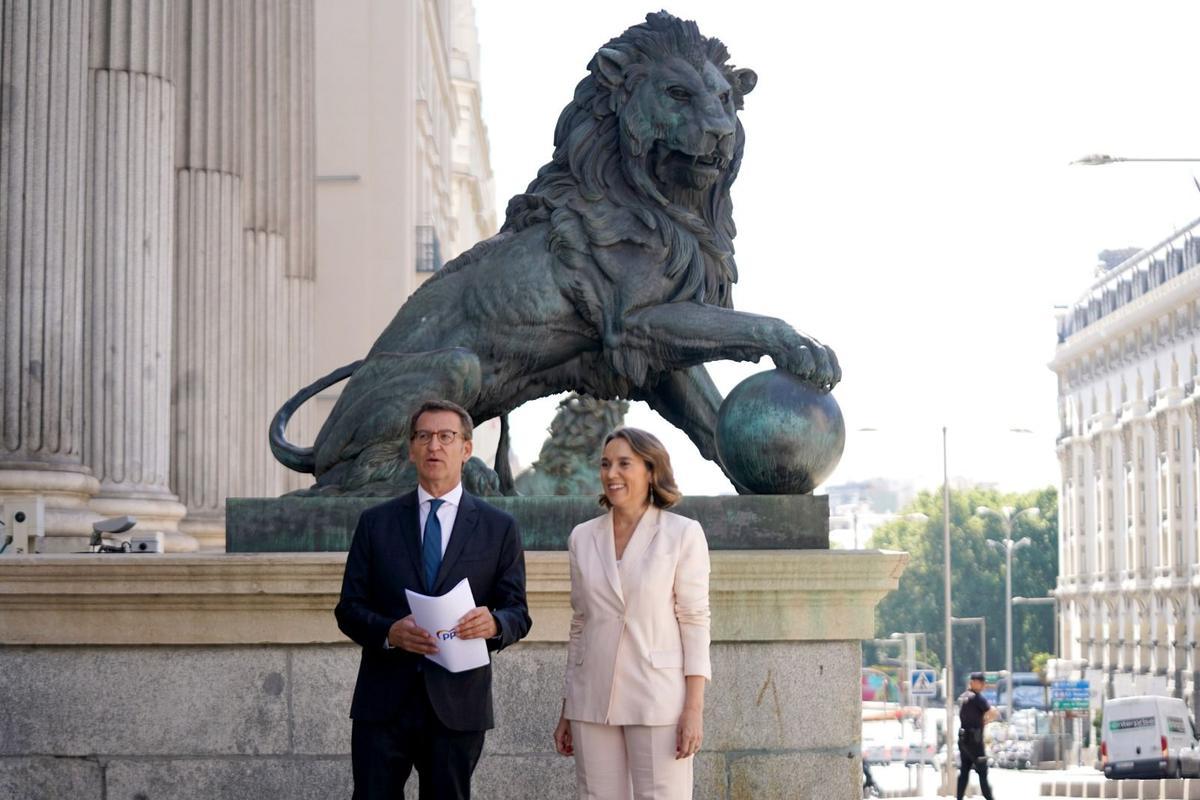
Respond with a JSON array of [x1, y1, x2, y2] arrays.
[[553, 427, 711, 800]]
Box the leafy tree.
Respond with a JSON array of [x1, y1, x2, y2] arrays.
[[868, 485, 1058, 694], [1030, 651, 1053, 684]]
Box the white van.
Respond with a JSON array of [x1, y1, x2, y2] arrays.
[[1102, 696, 1200, 779]]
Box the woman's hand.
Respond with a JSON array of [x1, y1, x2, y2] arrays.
[[554, 715, 574, 756], [675, 705, 703, 759]]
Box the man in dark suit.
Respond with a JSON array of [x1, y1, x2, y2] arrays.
[[335, 399, 532, 800]]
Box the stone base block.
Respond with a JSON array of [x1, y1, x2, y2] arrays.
[[0, 639, 867, 799], [0, 546, 904, 799], [226, 493, 831, 552], [0, 756, 103, 800], [104, 757, 352, 800]]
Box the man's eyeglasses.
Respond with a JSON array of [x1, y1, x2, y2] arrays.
[[411, 429, 464, 446]]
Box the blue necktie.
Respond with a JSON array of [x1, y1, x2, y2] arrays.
[[422, 498, 445, 590]]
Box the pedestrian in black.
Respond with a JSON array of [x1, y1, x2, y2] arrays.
[[957, 671, 999, 800]]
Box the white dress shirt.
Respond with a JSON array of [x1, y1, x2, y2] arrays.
[[417, 482, 462, 555], [383, 482, 466, 649]]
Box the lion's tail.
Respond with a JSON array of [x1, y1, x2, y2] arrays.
[[269, 360, 363, 473]]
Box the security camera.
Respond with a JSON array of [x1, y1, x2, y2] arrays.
[[90, 516, 137, 552], [128, 532, 165, 553], [92, 515, 136, 534], [1, 496, 45, 555]]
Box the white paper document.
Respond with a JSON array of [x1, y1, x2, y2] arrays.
[[404, 578, 490, 673]]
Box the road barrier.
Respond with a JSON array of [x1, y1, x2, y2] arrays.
[[1039, 777, 1200, 798]]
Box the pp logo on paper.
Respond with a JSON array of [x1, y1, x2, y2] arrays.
[[435, 629, 459, 642]]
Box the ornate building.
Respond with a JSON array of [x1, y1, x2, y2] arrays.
[[1052, 216, 1200, 711], [0, 0, 495, 551]]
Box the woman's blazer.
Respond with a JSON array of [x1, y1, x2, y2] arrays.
[[563, 506, 711, 726]]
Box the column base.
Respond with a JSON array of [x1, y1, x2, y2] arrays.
[[90, 494, 197, 552], [0, 467, 101, 551], [178, 513, 227, 552]]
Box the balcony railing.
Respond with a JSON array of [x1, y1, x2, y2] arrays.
[[1056, 215, 1200, 343]]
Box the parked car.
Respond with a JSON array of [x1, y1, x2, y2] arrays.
[[985, 672, 1051, 714], [862, 739, 893, 765], [1101, 695, 1200, 779], [903, 740, 937, 767]]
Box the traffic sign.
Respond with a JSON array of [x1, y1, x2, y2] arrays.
[[1051, 679, 1090, 710], [911, 669, 938, 698]]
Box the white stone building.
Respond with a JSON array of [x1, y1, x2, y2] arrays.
[[311, 0, 497, 440], [1051, 216, 1200, 711], [0, 0, 495, 552]]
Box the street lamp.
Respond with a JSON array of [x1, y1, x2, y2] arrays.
[[867, 426, 954, 792], [857, 426, 1032, 794], [978, 505, 1039, 719], [941, 427, 954, 795], [1070, 153, 1200, 166], [890, 631, 930, 796]]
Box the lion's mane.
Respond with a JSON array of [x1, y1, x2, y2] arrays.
[[435, 12, 750, 385]]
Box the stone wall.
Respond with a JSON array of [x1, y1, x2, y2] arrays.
[[0, 550, 906, 799], [0, 641, 860, 800]]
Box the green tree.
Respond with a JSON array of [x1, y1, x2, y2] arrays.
[[868, 485, 1058, 693]]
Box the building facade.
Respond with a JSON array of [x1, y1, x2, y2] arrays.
[[311, 0, 496, 438], [1052, 216, 1200, 711], [0, 0, 495, 551]]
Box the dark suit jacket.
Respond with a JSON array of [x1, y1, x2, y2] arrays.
[[334, 490, 531, 731]]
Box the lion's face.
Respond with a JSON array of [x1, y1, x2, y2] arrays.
[[628, 58, 738, 192], [595, 46, 756, 197]]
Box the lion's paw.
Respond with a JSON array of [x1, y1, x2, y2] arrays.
[[775, 332, 841, 392]]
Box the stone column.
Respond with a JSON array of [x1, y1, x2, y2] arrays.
[[0, 0, 100, 548], [240, 0, 316, 498], [171, 0, 248, 549], [84, 0, 193, 550]]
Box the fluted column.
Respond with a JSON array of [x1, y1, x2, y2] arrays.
[[171, 0, 247, 549], [84, 0, 192, 549], [0, 0, 101, 548], [240, 0, 315, 498], [283, 0, 315, 494]]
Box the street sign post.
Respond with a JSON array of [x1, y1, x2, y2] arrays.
[[1051, 680, 1090, 711], [911, 669, 938, 698]]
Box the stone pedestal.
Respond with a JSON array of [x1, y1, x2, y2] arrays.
[[0, 547, 906, 799]]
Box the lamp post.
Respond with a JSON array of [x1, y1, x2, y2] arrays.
[[951, 616, 987, 672], [856, 426, 1032, 793], [942, 427, 955, 795], [889, 631, 930, 796], [978, 505, 1039, 719], [1070, 154, 1200, 166]]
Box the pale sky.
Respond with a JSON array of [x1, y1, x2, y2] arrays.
[[473, 0, 1200, 497]]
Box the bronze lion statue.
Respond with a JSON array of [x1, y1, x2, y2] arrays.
[[270, 11, 840, 496]]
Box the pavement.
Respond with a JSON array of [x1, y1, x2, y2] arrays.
[[870, 762, 1103, 798]]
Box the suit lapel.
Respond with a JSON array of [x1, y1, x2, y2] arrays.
[[619, 506, 662, 569], [397, 491, 424, 588], [592, 512, 624, 604], [432, 491, 478, 594]]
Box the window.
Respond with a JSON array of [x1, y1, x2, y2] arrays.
[[416, 225, 442, 273]]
